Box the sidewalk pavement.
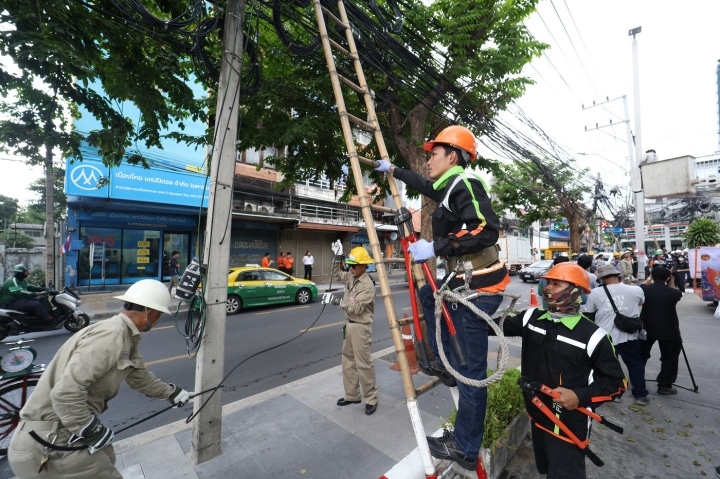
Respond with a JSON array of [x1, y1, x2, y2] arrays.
[[11, 284, 720, 478]]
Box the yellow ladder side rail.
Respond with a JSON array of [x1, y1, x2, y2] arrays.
[[312, 1, 439, 476]]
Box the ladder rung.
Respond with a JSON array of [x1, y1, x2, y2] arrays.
[[357, 155, 377, 166], [397, 316, 414, 326], [320, 6, 345, 28], [345, 113, 376, 131], [338, 74, 364, 94], [384, 257, 406, 264], [328, 38, 354, 60]]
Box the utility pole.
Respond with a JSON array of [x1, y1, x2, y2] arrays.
[[190, 0, 244, 464], [629, 26, 647, 279], [44, 140, 56, 287]]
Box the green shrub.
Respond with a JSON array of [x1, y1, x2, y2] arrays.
[[684, 217, 720, 248], [442, 368, 525, 450]]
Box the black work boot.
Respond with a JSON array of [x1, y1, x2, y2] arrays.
[[426, 433, 478, 470], [421, 359, 457, 387]]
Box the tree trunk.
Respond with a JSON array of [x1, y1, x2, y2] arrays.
[[44, 144, 55, 288]]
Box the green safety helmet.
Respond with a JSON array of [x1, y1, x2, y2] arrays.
[[12, 264, 29, 274], [654, 249, 663, 256]]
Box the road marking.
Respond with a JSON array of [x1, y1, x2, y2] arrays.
[[302, 321, 344, 333], [145, 354, 189, 366], [255, 305, 310, 315], [153, 325, 174, 331]]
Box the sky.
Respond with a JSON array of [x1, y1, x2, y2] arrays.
[[507, 0, 720, 190], [2, 1, 719, 208]]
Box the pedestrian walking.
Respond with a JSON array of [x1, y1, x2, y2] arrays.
[[640, 267, 683, 395], [582, 264, 648, 405], [322, 246, 378, 416], [167, 250, 180, 293], [7, 280, 191, 479], [303, 250, 314, 280], [375, 124, 510, 470]]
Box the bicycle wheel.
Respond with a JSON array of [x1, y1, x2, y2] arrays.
[[0, 375, 40, 455]]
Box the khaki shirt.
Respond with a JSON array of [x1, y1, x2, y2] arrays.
[[332, 263, 375, 324], [20, 313, 174, 434]]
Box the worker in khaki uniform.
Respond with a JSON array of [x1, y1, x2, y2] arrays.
[[322, 246, 379, 415], [8, 280, 191, 479]]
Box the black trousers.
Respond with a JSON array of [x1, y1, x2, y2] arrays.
[[531, 423, 587, 479], [640, 336, 682, 388], [304, 265, 312, 280], [7, 298, 52, 321]]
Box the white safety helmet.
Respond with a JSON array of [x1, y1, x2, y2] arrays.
[[114, 279, 171, 314]]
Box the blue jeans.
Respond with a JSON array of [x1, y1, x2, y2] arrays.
[[615, 339, 648, 399], [420, 283, 503, 457]]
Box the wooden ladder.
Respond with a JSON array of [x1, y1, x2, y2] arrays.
[[309, 1, 479, 477]]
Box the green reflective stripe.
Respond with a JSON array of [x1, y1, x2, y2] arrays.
[[432, 166, 464, 190], [460, 176, 486, 224], [537, 312, 583, 330]]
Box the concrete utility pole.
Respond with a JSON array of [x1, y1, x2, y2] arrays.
[[629, 26, 647, 279], [190, 0, 244, 464]]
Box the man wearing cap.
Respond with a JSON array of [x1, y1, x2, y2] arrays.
[[582, 264, 648, 405], [640, 267, 683, 396], [8, 279, 192, 479]]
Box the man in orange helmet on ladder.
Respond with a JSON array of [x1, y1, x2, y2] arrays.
[[376, 124, 510, 471]]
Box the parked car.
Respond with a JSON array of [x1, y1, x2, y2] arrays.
[[518, 259, 554, 283], [224, 266, 319, 314]]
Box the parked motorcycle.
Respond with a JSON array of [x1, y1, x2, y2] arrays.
[[0, 287, 90, 340]]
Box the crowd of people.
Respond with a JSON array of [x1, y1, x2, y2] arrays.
[[555, 248, 687, 403]]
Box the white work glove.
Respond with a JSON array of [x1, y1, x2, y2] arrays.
[[168, 384, 191, 407], [71, 416, 114, 455], [331, 240, 344, 256], [374, 160, 393, 173], [321, 292, 341, 306], [409, 239, 436, 263]]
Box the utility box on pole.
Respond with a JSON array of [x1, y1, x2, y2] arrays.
[[190, 0, 244, 465]]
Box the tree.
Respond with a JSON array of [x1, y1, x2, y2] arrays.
[[683, 217, 720, 248], [1, 1, 211, 282], [237, 0, 547, 240], [0, 195, 20, 228], [492, 158, 592, 253]]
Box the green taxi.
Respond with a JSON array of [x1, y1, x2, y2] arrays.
[[225, 266, 319, 314]]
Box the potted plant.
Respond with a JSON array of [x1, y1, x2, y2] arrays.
[[441, 368, 528, 479]]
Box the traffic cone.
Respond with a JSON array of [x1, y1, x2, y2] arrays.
[[390, 316, 420, 374], [529, 286, 539, 307]]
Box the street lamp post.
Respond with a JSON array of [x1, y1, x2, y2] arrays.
[[629, 26, 647, 280]]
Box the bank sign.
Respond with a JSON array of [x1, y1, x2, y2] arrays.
[[65, 158, 209, 208]]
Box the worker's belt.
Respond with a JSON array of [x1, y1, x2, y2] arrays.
[[454, 260, 505, 279], [449, 245, 500, 272], [347, 319, 368, 325]]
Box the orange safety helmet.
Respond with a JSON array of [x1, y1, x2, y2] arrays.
[[539, 263, 591, 293], [422, 125, 477, 162]]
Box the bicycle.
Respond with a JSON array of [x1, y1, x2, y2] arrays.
[[0, 339, 45, 455]]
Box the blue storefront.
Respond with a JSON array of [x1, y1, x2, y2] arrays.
[[63, 157, 210, 288]]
